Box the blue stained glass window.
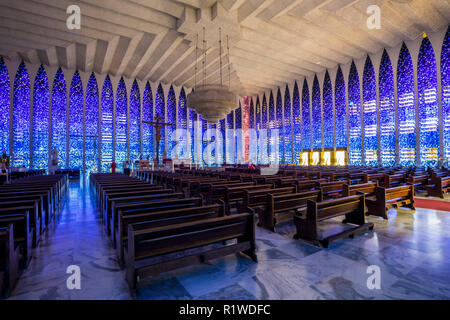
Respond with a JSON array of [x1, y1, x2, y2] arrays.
[[115, 78, 127, 170], [51, 68, 67, 169], [293, 82, 301, 164], [348, 61, 362, 165], [218, 118, 226, 165], [418, 37, 439, 167], [249, 98, 257, 163], [302, 79, 311, 151], [284, 85, 293, 163], [276, 88, 283, 164], [226, 111, 234, 164], [155, 84, 165, 163], [85, 73, 99, 173], [363, 56, 378, 166], [32, 65, 49, 170], [442, 27, 450, 161], [200, 115, 207, 165], [142, 82, 153, 161], [0, 58, 10, 155], [69, 71, 83, 170], [335, 66, 347, 149], [101, 76, 114, 172], [207, 123, 216, 166], [255, 97, 261, 164], [261, 94, 268, 164], [397, 43, 416, 166], [129, 80, 141, 163], [12, 62, 30, 167], [189, 108, 197, 163], [379, 49, 396, 166], [166, 86, 176, 159], [235, 102, 242, 164], [323, 72, 333, 149], [268, 91, 276, 163], [312, 76, 322, 150], [177, 88, 188, 160]]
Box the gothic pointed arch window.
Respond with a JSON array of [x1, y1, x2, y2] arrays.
[[0, 58, 10, 155], [312, 76, 322, 150], [142, 82, 153, 160], [32, 65, 49, 170], [69, 71, 83, 170], [51, 68, 67, 168], [348, 61, 362, 165], [255, 96, 261, 164], [442, 26, 450, 160], [12, 61, 31, 167], [323, 71, 333, 149], [129, 80, 141, 162], [155, 84, 165, 163], [379, 49, 396, 166], [166, 86, 176, 159], [284, 85, 293, 163], [418, 36, 439, 167], [115, 78, 127, 170], [276, 88, 283, 164], [363, 56, 377, 165], [302, 79, 311, 151], [268, 91, 276, 163], [85, 73, 99, 173], [335, 66, 347, 149], [397, 43, 416, 166], [292, 82, 301, 164], [177, 88, 188, 159], [101, 76, 114, 172]]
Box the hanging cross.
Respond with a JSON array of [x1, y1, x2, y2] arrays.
[[143, 115, 173, 166]]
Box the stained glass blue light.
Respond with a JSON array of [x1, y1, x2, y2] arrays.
[[379, 49, 396, 166], [129, 80, 141, 162], [249, 98, 256, 163], [12, 62, 30, 167], [142, 82, 153, 161], [69, 71, 83, 170], [189, 108, 196, 163], [166, 86, 176, 159], [418, 37, 439, 167], [32, 65, 49, 170], [0, 58, 10, 155], [397, 43, 416, 166], [293, 82, 301, 164], [235, 102, 242, 164], [268, 91, 276, 163], [261, 94, 268, 164], [312, 76, 322, 150], [200, 115, 207, 165], [155, 84, 165, 163], [255, 97, 261, 164], [101, 76, 114, 172], [323, 71, 333, 149], [218, 118, 226, 165], [226, 111, 234, 164], [284, 85, 293, 163], [442, 27, 450, 161], [276, 88, 283, 164], [115, 78, 127, 170], [302, 79, 311, 151], [363, 56, 378, 166], [51, 68, 67, 169], [177, 88, 188, 160], [335, 66, 347, 149], [85, 73, 99, 173], [348, 61, 362, 165]]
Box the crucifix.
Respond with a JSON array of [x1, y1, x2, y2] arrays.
[[143, 115, 174, 166]]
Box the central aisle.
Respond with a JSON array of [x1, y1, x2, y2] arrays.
[[9, 179, 131, 300]]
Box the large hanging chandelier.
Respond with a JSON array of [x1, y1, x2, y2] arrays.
[[187, 27, 238, 123]]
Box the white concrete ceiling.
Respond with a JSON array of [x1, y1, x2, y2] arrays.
[[0, 0, 449, 97]]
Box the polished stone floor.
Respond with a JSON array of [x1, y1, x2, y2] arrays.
[[8, 180, 450, 300]]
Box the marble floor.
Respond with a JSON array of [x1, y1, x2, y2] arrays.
[[8, 180, 450, 300]]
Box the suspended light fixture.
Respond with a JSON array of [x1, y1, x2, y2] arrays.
[[187, 27, 238, 123]]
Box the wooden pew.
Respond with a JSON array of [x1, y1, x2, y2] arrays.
[[243, 186, 297, 212], [296, 178, 327, 193], [366, 185, 415, 219], [125, 212, 256, 289], [258, 190, 323, 232], [343, 182, 378, 200], [0, 224, 20, 299], [317, 180, 350, 200], [293, 194, 374, 248], [407, 175, 428, 194], [0, 212, 32, 267], [116, 203, 225, 262], [426, 176, 450, 198], [202, 181, 256, 204], [0, 202, 40, 246], [383, 173, 406, 188], [223, 184, 273, 213]]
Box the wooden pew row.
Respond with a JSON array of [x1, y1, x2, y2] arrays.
[[293, 194, 374, 248], [0, 225, 20, 299], [366, 185, 415, 219], [426, 176, 450, 198], [125, 212, 256, 290]]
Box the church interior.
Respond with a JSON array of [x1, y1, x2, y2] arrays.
[[0, 0, 450, 301]]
